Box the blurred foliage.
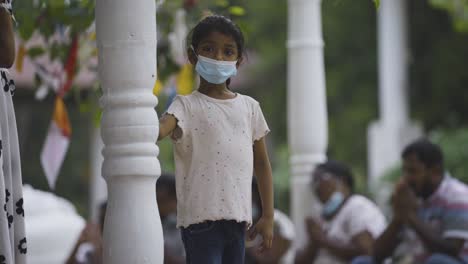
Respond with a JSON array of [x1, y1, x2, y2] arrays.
[[409, 0, 468, 131], [429, 0, 468, 32], [14, 0, 95, 41], [431, 128, 468, 183]]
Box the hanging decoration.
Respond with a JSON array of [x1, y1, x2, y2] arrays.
[[15, 43, 26, 73], [40, 96, 72, 189], [58, 35, 79, 97], [175, 64, 194, 95]]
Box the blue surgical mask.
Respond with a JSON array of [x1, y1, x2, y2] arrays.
[[192, 47, 238, 84], [322, 192, 344, 218]]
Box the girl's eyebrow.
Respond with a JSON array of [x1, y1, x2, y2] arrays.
[[199, 40, 215, 45]]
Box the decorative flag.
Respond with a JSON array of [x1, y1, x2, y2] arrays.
[[153, 79, 163, 96], [40, 97, 72, 189], [176, 64, 194, 95], [59, 35, 79, 97]]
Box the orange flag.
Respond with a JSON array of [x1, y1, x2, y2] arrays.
[[40, 97, 72, 189]]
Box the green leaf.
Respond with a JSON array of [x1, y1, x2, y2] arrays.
[[373, 0, 380, 9], [17, 21, 36, 41], [215, 0, 229, 7], [229, 6, 246, 16], [49, 0, 66, 9], [27, 47, 46, 58]]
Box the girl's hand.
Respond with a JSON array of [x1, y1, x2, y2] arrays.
[[248, 215, 274, 252], [158, 114, 177, 141]]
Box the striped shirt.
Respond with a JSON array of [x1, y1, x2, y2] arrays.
[[396, 175, 468, 262]]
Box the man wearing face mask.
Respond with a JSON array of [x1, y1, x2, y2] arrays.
[[295, 160, 387, 264], [354, 139, 468, 264]]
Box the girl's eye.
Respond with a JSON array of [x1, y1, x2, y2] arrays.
[[202, 46, 214, 53], [224, 49, 235, 56]]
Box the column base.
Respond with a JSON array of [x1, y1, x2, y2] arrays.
[[367, 120, 422, 210]]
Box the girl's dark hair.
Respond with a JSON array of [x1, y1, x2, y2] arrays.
[[187, 15, 245, 87], [187, 15, 245, 57], [315, 160, 354, 191]]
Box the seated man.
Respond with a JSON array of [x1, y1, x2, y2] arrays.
[[354, 139, 468, 264], [295, 160, 387, 264]]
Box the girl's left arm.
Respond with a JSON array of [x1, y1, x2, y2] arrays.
[[251, 137, 274, 250]]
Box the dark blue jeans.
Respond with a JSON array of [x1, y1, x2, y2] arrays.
[[181, 220, 246, 264]]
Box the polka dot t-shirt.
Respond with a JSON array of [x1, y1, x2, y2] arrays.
[[166, 90, 270, 228]]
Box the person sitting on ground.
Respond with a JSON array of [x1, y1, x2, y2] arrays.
[[295, 160, 386, 264], [156, 173, 185, 264], [65, 202, 106, 264], [353, 139, 468, 264]]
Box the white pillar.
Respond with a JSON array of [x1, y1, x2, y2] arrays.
[[95, 0, 164, 263], [368, 0, 421, 202], [378, 0, 409, 128], [89, 126, 107, 222], [287, 0, 328, 248]]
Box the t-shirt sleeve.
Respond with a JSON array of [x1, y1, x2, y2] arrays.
[[441, 203, 468, 240], [274, 210, 295, 241], [347, 197, 387, 238], [165, 96, 188, 142], [251, 102, 270, 143]]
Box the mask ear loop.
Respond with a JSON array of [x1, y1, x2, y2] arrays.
[[190, 45, 198, 57]]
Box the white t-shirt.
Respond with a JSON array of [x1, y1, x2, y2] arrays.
[[314, 195, 387, 264], [274, 209, 296, 264], [166, 90, 270, 228]]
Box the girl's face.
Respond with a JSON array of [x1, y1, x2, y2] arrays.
[[194, 31, 240, 62]]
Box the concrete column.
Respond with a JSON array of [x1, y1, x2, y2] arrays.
[[95, 0, 163, 263], [368, 0, 421, 204], [89, 126, 107, 223], [287, 0, 328, 247]]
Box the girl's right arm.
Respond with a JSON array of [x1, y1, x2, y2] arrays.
[[158, 114, 177, 141]]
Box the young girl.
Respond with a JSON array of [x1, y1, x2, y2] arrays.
[[158, 15, 274, 264]]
